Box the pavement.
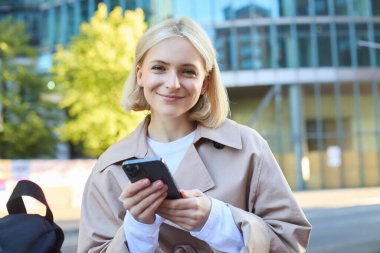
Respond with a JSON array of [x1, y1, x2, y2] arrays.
[[3, 185, 378, 252], [55, 186, 380, 229], [294, 186, 380, 209]]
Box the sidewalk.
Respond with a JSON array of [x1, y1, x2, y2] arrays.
[[294, 186, 380, 208], [56, 187, 380, 253], [55, 186, 380, 232]]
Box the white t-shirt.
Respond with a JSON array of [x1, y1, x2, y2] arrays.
[[147, 130, 196, 174]]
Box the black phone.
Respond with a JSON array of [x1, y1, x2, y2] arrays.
[[122, 157, 182, 199]]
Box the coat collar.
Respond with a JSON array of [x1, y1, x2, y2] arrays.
[[95, 116, 242, 173]]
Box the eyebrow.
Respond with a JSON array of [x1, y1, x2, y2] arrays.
[[150, 60, 199, 69]]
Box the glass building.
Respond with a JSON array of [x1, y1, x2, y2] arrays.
[[1, 0, 379, 190], [171, 0, 380, 190]]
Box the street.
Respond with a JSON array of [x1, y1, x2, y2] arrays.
[[59, 204, 380, 253], [304, 204, 380, 253]]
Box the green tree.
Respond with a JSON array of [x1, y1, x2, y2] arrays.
[[52, 4, 147, 157], [0, 18, 59, 158]]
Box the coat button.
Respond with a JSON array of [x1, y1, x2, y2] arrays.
[[213, 141, 225, 149]]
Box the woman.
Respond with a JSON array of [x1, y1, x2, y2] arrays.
[[78, 17, 311, 253]]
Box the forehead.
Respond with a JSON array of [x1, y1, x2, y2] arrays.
[[143, 37, 205, 69]]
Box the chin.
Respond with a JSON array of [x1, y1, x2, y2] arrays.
[[157, 110, 187, 119]]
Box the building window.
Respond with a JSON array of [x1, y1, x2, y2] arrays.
[[54, 6, 60, 45], [279, 0, 294, 17], [215, 28, 231, 71], [297, 24, 312, 67], [67, 2, 76, 43], [375, 24, 380, 67], [256, 25, 271, 69], [81, 0, 89, 22], [253, 1, 276, 18], [277, 25, 294, 68], [28, 14, 40, 46], [356, 23, 370, 67], [40, 10, 48, 48], [334, 0, 347, 15], [336, 24, 351, 67], [126, 0, 137, 9], [317, 24, 332, 66], [373, 0, 380, 15], [237, 27, 252, 70], [296, 0, 310, 16], [232, 1, 252, 19], [110, 0, 119, 10], [315, 0, 328, 15], [306, 118, 352, 151], [352, 0, 370, 17]]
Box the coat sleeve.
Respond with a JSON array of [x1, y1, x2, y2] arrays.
[[228, 140, 311, 253], [77, 166, 130, 253]]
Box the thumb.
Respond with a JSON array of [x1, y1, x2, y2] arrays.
[[180, 189, 203, 198]]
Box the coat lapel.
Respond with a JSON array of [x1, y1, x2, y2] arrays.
[[173, 144, 215, 193], [171, 119, 241, 192], [96, 118, 150, 172]]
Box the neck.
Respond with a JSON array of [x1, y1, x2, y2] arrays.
[[148, 114, 196, 142]]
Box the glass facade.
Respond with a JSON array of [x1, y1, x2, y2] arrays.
[[1, 0, 379, 190], [172, 0, 380, 71], [171, 0, 380, 190]]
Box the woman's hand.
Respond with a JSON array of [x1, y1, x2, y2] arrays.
[[157, 189, 211, 231], [121, 178, 168, 224]]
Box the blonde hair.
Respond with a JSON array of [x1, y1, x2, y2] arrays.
[[121, 17, 229, 128]]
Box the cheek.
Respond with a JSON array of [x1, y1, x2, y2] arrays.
[[142, 74, 165, 89], [187, 81, 204, 96]]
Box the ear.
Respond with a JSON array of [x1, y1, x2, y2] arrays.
[[136, 65, 143, 86], [201, 76, 209, 95]]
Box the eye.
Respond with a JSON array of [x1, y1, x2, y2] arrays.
[[152, 65, 165, 71], [182, 69, 196, 76]]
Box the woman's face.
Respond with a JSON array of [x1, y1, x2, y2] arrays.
[[136, 37, 207, 121]]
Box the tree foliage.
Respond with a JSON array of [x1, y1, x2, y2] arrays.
[[0, 18, 59, 158], [52, 4, 147, 157]]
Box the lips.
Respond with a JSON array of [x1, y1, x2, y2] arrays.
[[157, 93, 184, 100]]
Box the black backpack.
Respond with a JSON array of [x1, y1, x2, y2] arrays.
[[0, 180, 64, 253]]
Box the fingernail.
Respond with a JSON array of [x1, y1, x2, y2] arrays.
[[154, 180, 163, 187], [143, 179, 150, 185]]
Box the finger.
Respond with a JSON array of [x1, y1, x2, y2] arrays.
[[133, 183, 168, 212], [132, 190, 167, 221], [123, 180, 167, 209], [121, 178, 150, 198], [130, 191, 168, 224], [158, 204, 205, 219], [158, 214, 197, 231], [129, 185, 168, 220], [160, 197, 197, 210], [140, 192, 168, 217], [158, 194, 212, 231], [180, 189, 203, 198], [159, 209, 209, 232]]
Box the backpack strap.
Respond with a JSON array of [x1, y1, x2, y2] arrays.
[[6, 180, 54, 223], [52, 222, 65, 253]]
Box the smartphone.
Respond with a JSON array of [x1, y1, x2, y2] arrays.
[[122, 157, 182, 199]]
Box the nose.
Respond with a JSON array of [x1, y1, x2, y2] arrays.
[[165, 71, 180, 89]]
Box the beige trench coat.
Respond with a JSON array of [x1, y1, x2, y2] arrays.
[[78, 117, 311, 253]]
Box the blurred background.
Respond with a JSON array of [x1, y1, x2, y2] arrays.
[[0, 0, 379, 252]]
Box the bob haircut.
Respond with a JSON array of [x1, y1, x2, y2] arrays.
[[121, 17, 230, 128]]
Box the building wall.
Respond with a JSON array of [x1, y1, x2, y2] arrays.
[[229, 81, 380, 189], [1, 0, 380, 189]]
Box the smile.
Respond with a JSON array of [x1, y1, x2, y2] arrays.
[[157, 93, 184, 100]]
